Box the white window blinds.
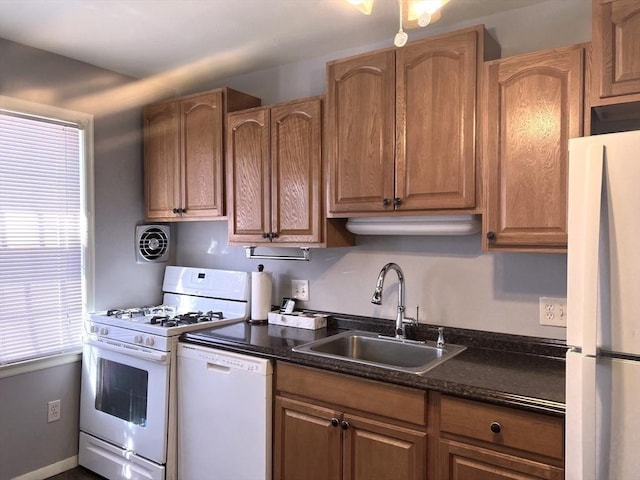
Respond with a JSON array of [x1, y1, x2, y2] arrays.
[[0, 111, 84, 365]]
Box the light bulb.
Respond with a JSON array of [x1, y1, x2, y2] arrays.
[[346, 0, 373, 15], [418, 12, 431, 27], [394, 30, 408, 47]]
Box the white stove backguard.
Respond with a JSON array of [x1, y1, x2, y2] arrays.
[[162, 293, 249, 320], [162, 266, 250, 302]]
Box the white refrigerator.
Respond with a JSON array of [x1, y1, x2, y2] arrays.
[[566, 129, 640, 479]]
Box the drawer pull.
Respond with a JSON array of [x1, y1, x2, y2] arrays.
[[331, 418, 339, 427], [341, 420, 350, 430], [490, 421, 502, 434]]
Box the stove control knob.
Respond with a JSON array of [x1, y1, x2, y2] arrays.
[[134, 335, 143, 344], [99, 328, 109, 336], [145, 337, 155, 347], [89, 325, 97, 334]]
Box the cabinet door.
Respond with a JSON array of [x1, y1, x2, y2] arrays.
[[483, 45, 584, 251], [327, 50, 396, 214], [143, 101, 180, 220], [226, 108, 271, 243], [274, 396, 342, 480], [439, 440, 564, 480], [593, 0, 640, 99], [180, 91, 224, 218], [271, 99, 322, 243], [343, 414, 427, 480], [396, 29, 477, 210]]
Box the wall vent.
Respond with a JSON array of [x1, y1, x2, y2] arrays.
[[135, 224, 170, 263]]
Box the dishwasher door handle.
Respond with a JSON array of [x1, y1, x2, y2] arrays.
[[207, 362, 231, 373]]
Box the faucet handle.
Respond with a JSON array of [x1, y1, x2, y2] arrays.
[[436, 327, 445, 347], [402, 306, 419, 325]]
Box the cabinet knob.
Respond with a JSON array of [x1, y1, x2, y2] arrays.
[[383, 198, 391, 207], [393, 197, 402, 207], [490, 421, 502, 434], [341, 420, 350, 430], [262, 233, 270, 239], [331, 418, 340, 427], [172, 208, 179, 214], [181, 208, 186, 214], [271, 232, 279, 239], [486, 231, 496, 241]]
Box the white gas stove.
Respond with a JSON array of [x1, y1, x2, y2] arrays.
[[87, 266, 251, 351], [80, 266, 251, 480]]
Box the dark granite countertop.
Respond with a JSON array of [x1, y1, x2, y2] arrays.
[[182, 313, 567, 417]]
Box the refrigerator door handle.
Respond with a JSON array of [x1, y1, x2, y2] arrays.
[[566, 350, 596, 480], [567, 143, 604, 356]]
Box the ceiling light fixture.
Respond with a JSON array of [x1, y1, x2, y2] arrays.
[[345, 0, 450, 40], [347, 0, 374, 15], [406, 0, 449, 27], [394, 0, 408, 47]]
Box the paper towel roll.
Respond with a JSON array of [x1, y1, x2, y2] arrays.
[[251, 271, 272, 320]]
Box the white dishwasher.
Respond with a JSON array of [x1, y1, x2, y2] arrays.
[[177, 343, 272, 480]]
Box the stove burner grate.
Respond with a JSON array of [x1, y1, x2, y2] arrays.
[[107, 308, 146, 319], [148, 310, 225, 328]]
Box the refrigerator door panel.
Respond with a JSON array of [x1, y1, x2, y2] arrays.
[[598, 132, 640, 355], [567, 140, 604, 354], [568, 130, 640, 356], [565, 351, 596, 480], [566, 351, 640, 479], [595, 356, 640, 479]]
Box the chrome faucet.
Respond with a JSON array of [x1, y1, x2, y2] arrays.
[[371, 263, 414, 339]]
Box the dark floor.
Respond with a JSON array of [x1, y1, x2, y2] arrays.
[[46, 467, 105, 480]]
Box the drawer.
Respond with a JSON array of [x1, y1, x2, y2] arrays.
[[275, 362, 427, 426], [440, 395, 564, 461]]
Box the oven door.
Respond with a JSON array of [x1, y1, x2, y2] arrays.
[[80, 338, 170, 464]]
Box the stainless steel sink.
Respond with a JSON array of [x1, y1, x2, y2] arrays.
[[292, 330, 465, 374]]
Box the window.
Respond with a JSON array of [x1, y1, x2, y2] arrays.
[[0, 97, 94, 366]]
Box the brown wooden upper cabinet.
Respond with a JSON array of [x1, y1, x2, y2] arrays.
[[592, 0, 640, 104], [226, 97, 353, 247], [143, 88, 260, 222], [482, 45, 586, 252], [326, 25, 499, 216]]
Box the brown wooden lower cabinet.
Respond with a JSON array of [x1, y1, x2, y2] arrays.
[[274, 362, 427, 480], [343, 413, 426, 480], [273, 363, 565, 480], [274, 396, 427, 480], [274, 397, 342, 480], [439, 440, 564, 480], [435, 394, 564, 480]]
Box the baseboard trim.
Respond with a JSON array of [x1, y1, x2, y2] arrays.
[[12, 455, 78, 480]]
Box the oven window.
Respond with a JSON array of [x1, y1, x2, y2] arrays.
[[95, 358, 149, 426]]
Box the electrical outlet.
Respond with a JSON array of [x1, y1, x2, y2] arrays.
[[539, 297, 567, 327], [291, 279, 309, 302], [47, 399, 61, 423]]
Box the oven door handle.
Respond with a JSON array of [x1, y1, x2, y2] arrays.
[[86, 338, 168, 363]]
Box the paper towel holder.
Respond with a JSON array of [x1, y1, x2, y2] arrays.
[[244, 246, 311, 261]]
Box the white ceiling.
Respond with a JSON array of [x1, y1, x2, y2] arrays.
[[0, 0, 549, 89]]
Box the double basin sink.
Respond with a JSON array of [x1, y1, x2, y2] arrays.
[[293, 329, 466, 375]]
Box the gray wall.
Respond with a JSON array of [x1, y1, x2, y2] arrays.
[[0, 362, 81, 479], [0, 38, 168, 479], [0, 0, 591, 476], [175, 0, 591, 340]]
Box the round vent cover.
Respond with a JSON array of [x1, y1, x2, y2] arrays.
[[135, 225, 170, 263]]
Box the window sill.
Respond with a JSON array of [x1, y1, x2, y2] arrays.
[[0, 351, 82, 379]]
